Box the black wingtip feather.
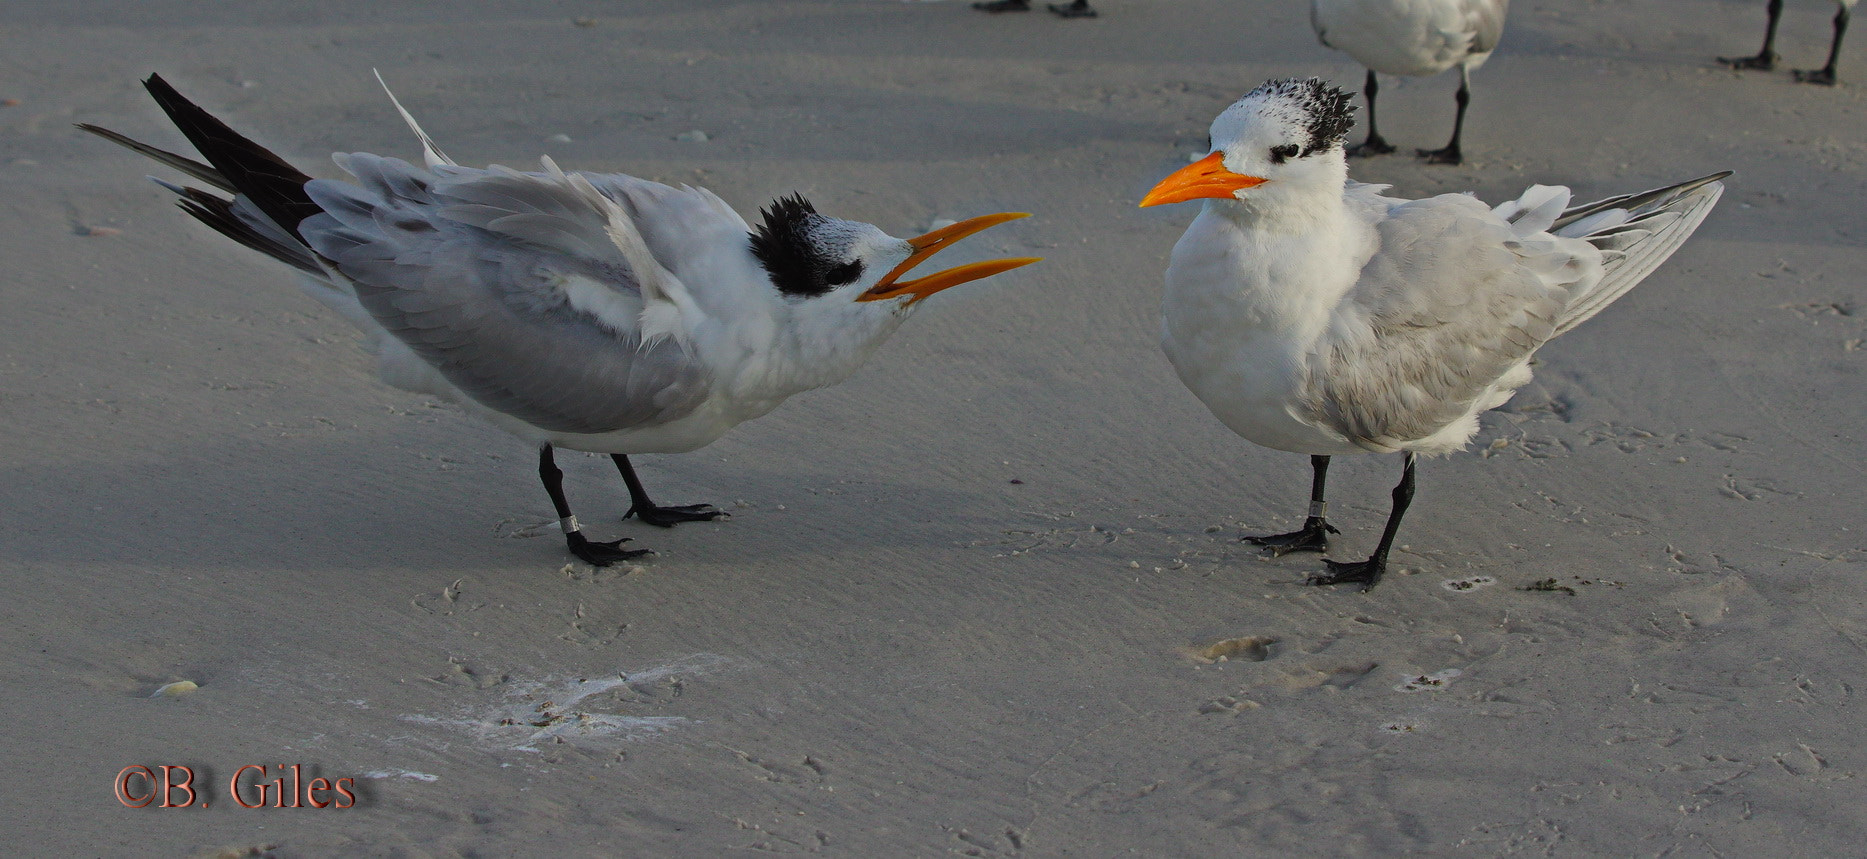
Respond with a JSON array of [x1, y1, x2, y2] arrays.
[[1550, 171, 1733, 233], [173, 185, 321, 275], [140, 74, 322, 238]]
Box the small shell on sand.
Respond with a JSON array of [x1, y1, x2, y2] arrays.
[[1195, 635, 1277, 662], [151, 680, 199, 698]]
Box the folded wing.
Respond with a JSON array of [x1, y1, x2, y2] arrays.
[[1308, 172, 1725, 451], [300, 154, 716, 435]]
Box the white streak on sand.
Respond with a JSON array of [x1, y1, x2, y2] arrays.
[[362, 770, 440, 782], [399, 654, 728, 751]]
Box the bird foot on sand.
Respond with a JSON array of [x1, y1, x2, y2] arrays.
[[1245, 519, 1338, 556], [1346, 137, 1396, 158], [1792, 67, 1839, 85], [1048, 1, 1096, 17], [1307, 557, 1386, 591], [567, 532, 652, 566], [628, 503, 727, 528], [1418, 145, 1463, 165], [1720, 53, 1778, 71], [972, 0, 1031, 11]]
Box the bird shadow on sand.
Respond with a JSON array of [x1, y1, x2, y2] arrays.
[[0, 434, 997, 576]]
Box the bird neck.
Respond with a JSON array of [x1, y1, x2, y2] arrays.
[[759, 300, 910, 396], [1166, 186, 1361, 336]]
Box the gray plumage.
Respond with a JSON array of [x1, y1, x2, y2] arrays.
[[300, 154, 710, 436]]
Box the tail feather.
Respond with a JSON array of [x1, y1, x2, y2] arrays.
[[1551, 171, 1730, 235], [79, 74, 334, 274], [75, 122, 235, 194], [1551, 172, 1729, 338], [172, 185, 322, 274], [139, 73, 322, 235]]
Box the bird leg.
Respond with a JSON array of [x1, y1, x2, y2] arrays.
[[1418, 67, 1470, 165], [1247, 455, 1341, 555], [1047, 0, 1097, 18], [612, 454, 725, 527], [1793, 3, 1850, 84], [540, 445, 649, 566], [1722, 0, 1783, 70], [972, 0, 1031, 11], [1308, 453, 1415, 591], [1346, 70, 1396, 157]]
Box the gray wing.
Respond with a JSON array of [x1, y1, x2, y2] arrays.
[[1302, 192, 1576, 449], [299, 154, 712, 435]]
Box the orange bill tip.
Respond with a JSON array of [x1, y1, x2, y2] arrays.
[[859, 212, 1039, 303]]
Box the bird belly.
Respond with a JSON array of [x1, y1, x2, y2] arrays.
[[481, 396, 748, 455], [366, 339, 752, 456], [1314, 0, 1471, 76], [1163, 311, 1365, 457]]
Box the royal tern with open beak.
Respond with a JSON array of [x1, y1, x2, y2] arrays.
[[1722, 0, 1855, 85], [1140, 78, 1727, 590], [1310, 0, 1508, 164], [81, 74, 1039, 566]]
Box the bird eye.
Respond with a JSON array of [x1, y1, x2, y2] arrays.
[[1269, 144, 1300, 164], [823, 260, 863, 287]]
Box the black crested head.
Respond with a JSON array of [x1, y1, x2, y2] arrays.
[[750, 193, 864, 298], [1246, 77, 1356, 156]]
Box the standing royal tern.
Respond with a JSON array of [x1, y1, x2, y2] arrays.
[[1140, 78, 1727, 590], [81, 75, 1039, 566], [1310, 0, 1509, 164], [1722, 0, 1855, 85]]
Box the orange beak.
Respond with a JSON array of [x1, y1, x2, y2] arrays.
[[859, 212, 1042, 303], [1138, 152, 1268, 207]]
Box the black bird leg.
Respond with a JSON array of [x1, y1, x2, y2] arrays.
[[1793, 3, 1851, 84], [1247, 455, 1341, 555], [1047, 0, 1097, 18], [612, 454, 724, 527], [972, 0, 1031, 11], [1419, 67, 1470, 165], [1722, 0, 1784, 70], [1347, 70, 1396, 157], [1308, 453, 1416, 591], [540, 445, 649, 565]]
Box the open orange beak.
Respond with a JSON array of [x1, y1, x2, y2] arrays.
[[1138, 152, 1268, 207], [859, 212, 1042, 303]]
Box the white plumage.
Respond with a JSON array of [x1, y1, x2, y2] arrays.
[[1141, 78, 1727, 589]]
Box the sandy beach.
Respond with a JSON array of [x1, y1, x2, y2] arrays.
[[3, 0, 1865, 854]]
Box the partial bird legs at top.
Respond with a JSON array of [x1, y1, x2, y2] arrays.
[[1307, 453, 1416, 591], [1722, 0, 1849, 84], [1793, 3, 1851, 85], [540, 445, 649, 566], [1418, 67, 1471, 165], [1349, 68, 1471, 165], [1722, 0, 1784, 70], [1246, 455, 1341, 555], [611, 454, 726, 527], [971, 0, 1097, 17], [1346, 70, 1397, 157]]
